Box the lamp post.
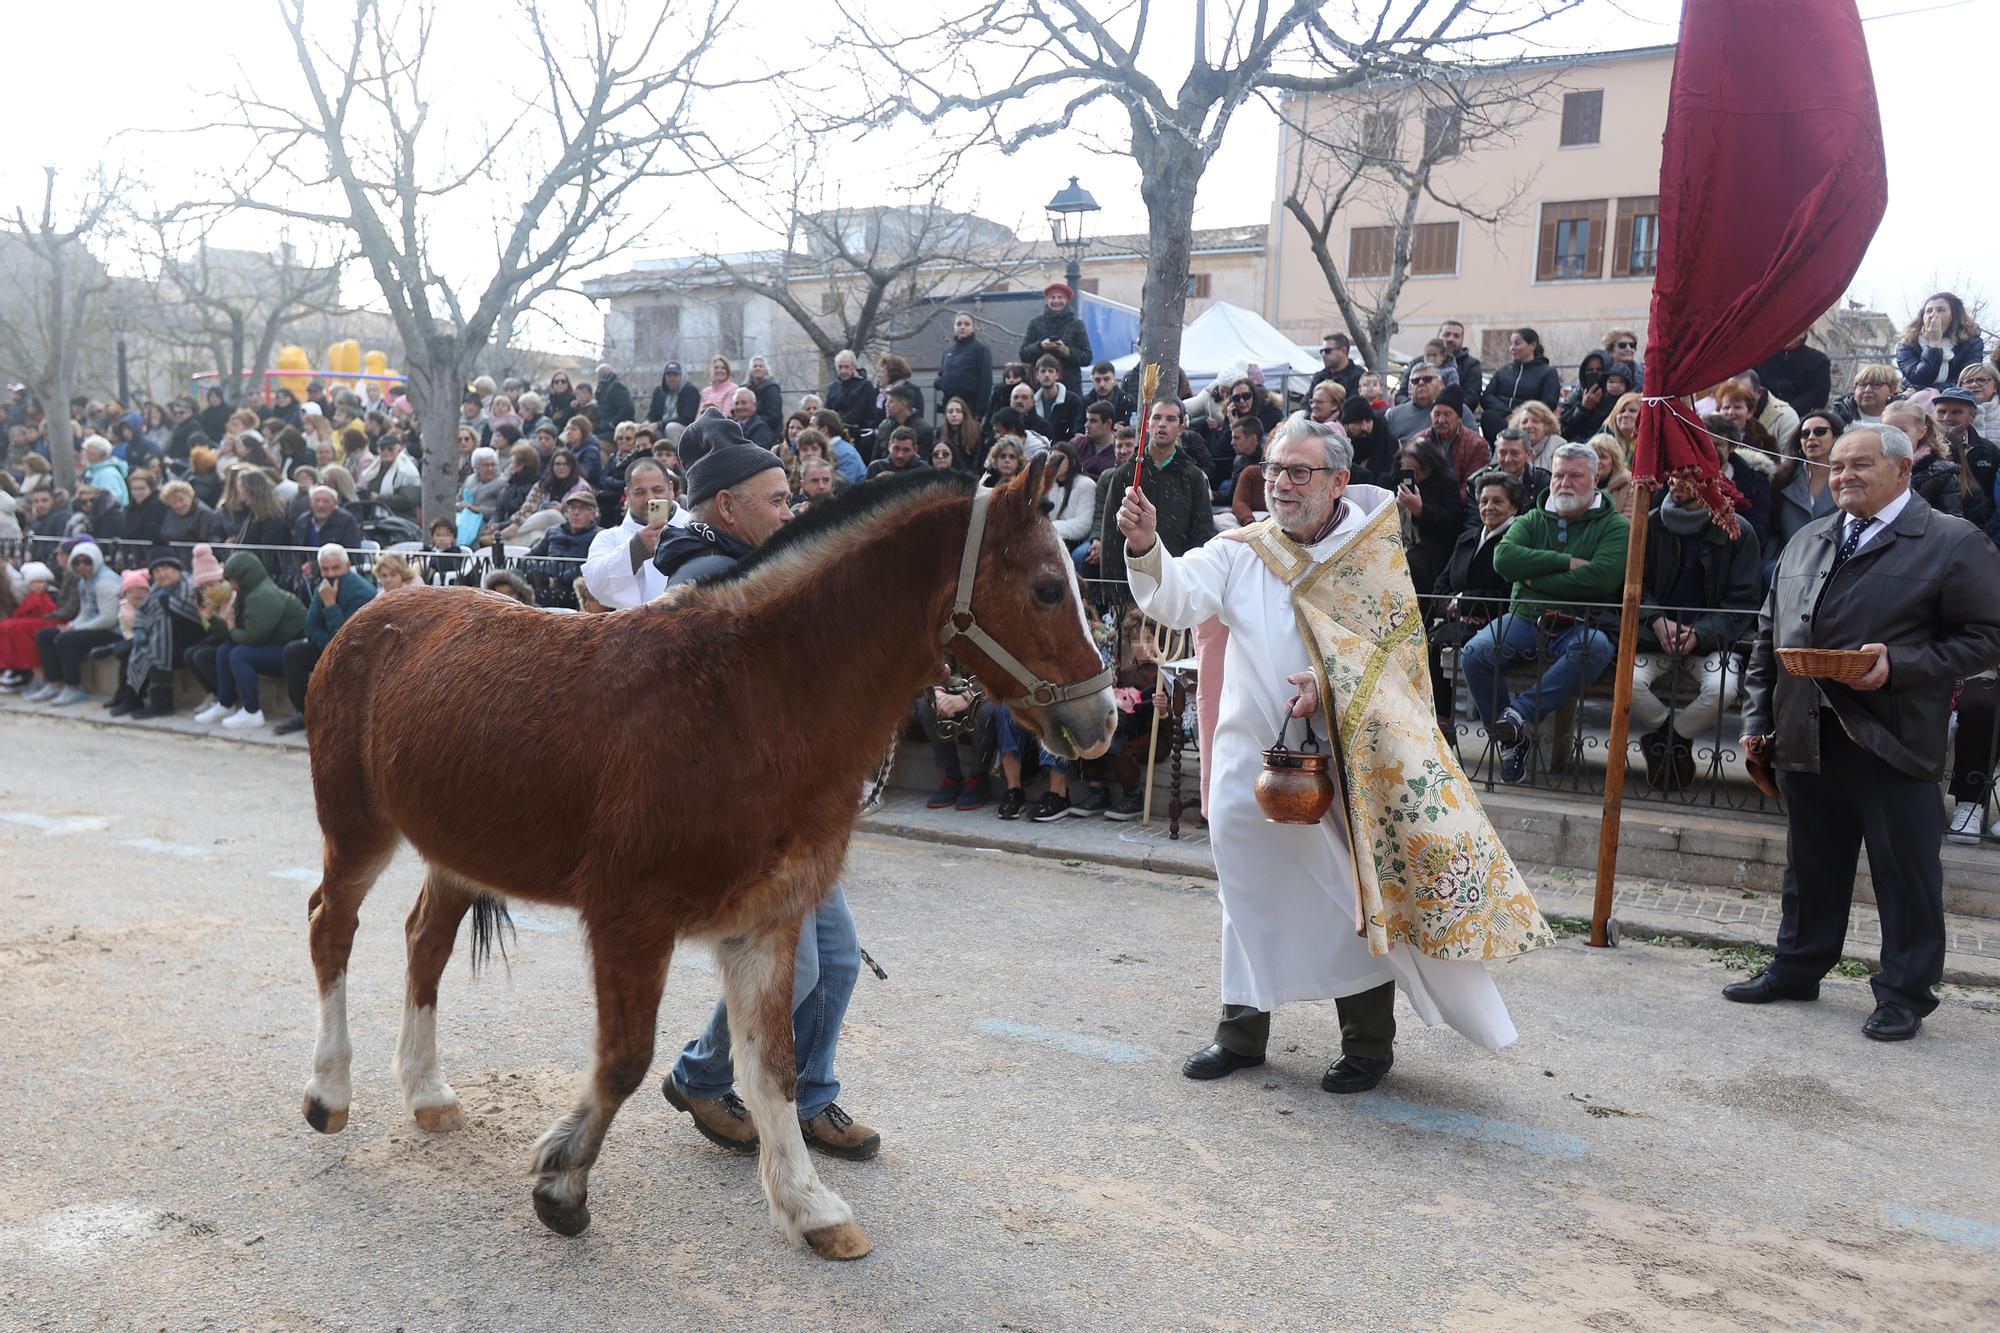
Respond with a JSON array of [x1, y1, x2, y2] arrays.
[[1044, 176, 1101, 294]]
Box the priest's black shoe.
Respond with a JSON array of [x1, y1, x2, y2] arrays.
[[1721, 969, 1819, 1004], [1320, 1053, 1392, 1095], [1862, 1002, 1920, 1042], [1181, 1043, 1264, 1081]]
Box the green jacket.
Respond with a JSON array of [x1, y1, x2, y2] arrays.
[[224, 549, 308, 645], [1491, 492, 1629, 622]]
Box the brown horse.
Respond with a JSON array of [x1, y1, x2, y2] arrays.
[[298, 456, 1114, 1258]]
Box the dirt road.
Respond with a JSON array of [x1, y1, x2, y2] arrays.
[[2, 714, 1996, 1330]]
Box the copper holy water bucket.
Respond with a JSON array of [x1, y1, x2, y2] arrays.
[[1255, 711, 1335, 825]]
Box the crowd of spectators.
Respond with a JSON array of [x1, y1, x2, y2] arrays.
[[7, 286, 2000, 835]]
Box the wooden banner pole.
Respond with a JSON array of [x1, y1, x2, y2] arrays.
[[1590, 486, 1654, 948]]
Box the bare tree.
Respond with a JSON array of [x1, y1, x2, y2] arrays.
[[141, 213, 351, 407], [213, 0, 737, 524], [1278, 63, 1552, 374], [839, 0, 1575, 387], [0, 166, 124, 493], [670, 142, 1036, 381]]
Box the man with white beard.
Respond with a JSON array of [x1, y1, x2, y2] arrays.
[[1119, 416, 1551, 1097], [1457, 441, 1631, 784]]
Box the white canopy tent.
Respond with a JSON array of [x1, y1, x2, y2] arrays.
[[1112, 301, 1323, 391]]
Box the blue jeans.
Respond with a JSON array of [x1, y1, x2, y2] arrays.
[[671, 884, 857, 1118], [1070, 538, 1096, 573], [1458, 613, 1613, 728], [214, 642, 288, 708]]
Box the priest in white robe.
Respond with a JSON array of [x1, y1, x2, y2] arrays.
[[1119, 415, 1551, 1095], [581, 456, 691, 609]]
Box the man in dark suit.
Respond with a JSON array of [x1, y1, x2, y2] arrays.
[[1735, 422, 2000, 1040]]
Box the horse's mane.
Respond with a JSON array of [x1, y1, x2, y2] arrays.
[[699, 467, 975, 587]]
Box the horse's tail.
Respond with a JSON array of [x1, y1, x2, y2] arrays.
[[468, 892, 517, 977]]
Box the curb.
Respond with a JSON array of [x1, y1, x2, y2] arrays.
[[1, 698, 308, 754], [854, 812, 1217, 881]]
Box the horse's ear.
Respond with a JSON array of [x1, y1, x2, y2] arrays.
[[1020, 449, 1051, 503]]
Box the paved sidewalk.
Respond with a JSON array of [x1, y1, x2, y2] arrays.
[[858, 791, 2000, 984]]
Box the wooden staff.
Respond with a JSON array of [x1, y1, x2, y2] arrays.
[[1590, 483, 1654, 947]]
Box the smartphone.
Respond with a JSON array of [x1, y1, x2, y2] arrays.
[[647, 498, 677, 525], [1394, 468, 1416, 490], [1580, 369, 1603, 390]]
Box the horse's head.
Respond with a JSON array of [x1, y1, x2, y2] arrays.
[[945, 453, 1116, 760]]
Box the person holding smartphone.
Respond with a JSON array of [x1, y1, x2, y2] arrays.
[[580, 456, 687, 609]]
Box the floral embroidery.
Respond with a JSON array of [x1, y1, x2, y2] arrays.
[[1245, 510, 1554, 962]]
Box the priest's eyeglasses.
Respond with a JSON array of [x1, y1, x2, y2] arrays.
[[1261, 462, 1339, 486]]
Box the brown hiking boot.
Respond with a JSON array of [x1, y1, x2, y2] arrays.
[[799, 1102, 880, 1161], [661, 1074, 758, 1154]]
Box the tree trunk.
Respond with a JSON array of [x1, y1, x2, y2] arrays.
[[1136, 138, 1203, 399], [411, 350, 465, 531], [46, 392, 77, 494]]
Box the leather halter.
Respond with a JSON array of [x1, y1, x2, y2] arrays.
[[939, 486, 1116, 710]]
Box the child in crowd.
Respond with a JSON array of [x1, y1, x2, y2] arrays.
[[0, 562, 60, 691]]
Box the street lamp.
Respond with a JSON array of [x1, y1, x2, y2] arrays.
[[1045, 176, 1101, 293]]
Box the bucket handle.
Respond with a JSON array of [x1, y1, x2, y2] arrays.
[[1277, 698, 1321, 754]]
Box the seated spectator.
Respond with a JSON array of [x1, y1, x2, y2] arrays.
[[1895, 291, 1986, 391], [1226, 416, 1266, 526], [875, 352, 923, 420], [999, 386, 1052, 449], [989, 361, 1028, 420], [157, 478, 220, 552], [371, 552, 418, 593], [1307, 380, 1345, 426], [929, 439, 973, 475], [1590, 436, 1636, 519], [1559, 353, 1613, 441], [1459, 442, 1628, 784], [67, 480, 126, 546], [122, 470, 168, 552], [1479, 327, 1563, 439], [502, 447, 590, 545], [1385, 365, 1443, 441], [1929, 387, 2000, 535], [730, 387, 777, 448], [1475, 429, 1551, 530], [457, 446, 506, 546], [1393, 438, 1463, 595], [190, 549, 309, 730], [1356, 371, 1388, 410], [293, 484, 363, 552], [1832, 363, 1899, 426], [1044, 443, 1096, 563], [1884, 399, 1984, 527], [1957, 362, 2000, 440], [1081, 361, 1134, 424], [525, 490, 605, 574], [421, 519, 473, 581], [581, 456, 685, 609], [865, 428, 928, 479], [793, 458, 837, 512], [913, 673, 997, 810], [1631, 473, 1761, 789], [1509, 400, 1562, 467], [939, 397, 983, 469], [1731, 370, 1801, 455], [878, 384, 934, 456], [1602, 329, 1646, 390], [25, 542, 121, 705], [80, 434, 129, 504], [272, 543, 378, 736], [0, 561, 60, 691], [1339, 396, 1395, 485], [187, 445, 225, 507], [1767, 408, 1843, 577], [1603, 392, 1643, 463], [981, 436, 1025, 488], [357, 433, 422, 518], [1418, 387, 1489, 496], [1430, 471, 1525, 731], [1075, 401, 1120, 478], [1031, 355, 1080, 440], [1704, 414, 1773, 541], [121, 553, 206, 719], [482, 568, 537, 605]]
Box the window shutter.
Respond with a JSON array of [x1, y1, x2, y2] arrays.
[[1612, 208, 1634, 279], [1583, 202, 1606, 279], [1536, 208, 1559, 281]]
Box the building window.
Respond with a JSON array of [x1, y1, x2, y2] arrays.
[[1537, 199, 1607, 281], [1423, 105, 1462, 161], [1360, 108, 1399, 159], [1185, 273, 1212, 299], [1560, 90, 1603, 147], [1348, 227, 1393, 279], [718, 301, 744, 360], [1614, 195, 1661, 278], [633, 303, 681, 363], [1409, 221, 1460, 276]]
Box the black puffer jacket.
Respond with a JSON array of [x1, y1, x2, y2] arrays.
[[1479, 356, 1562, 439]]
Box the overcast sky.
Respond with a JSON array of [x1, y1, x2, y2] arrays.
[[7, 0, 1989, 355]]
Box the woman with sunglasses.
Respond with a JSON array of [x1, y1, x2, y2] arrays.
[[1958, 362, 2000, 441], [1602, 329, 1644, 391], [1766, 409, 1844, 579]]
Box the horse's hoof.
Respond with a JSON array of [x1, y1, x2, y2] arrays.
[[533, 1188, 591, 1237], [303, 1094, 348, 1134], [413, 1101, 464, 1133], [804, 1220, 873, 1260]]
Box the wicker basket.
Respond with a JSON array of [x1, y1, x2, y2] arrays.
[[1776, 647, 1877, 681]]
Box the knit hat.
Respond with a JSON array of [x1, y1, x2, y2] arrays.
[[20, 561, 54, 586], [686, 440, 782, 505], [1434, 385, 1466, 418], [191, 543, 225, 588], [121, 569, 151, 593]]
